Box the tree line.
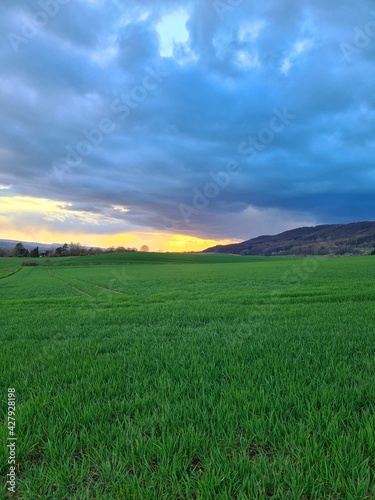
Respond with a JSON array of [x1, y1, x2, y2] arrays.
[[0, 242, 150, 258]]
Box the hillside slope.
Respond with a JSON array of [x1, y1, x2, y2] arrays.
[[203, 221, 375, 256]]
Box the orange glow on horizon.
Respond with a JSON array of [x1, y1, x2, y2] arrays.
[[0, 196, 238, 252], [0, 227, 237, 253]]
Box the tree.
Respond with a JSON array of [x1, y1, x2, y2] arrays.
[[62, 243, 69, 256], [13, 243, 28, 257], [54, 243, 69, 257], [140, 245, 149, 252], [69, 242, 83, 256], [88, 247, 102, 255], [30, 247, 39, 258]]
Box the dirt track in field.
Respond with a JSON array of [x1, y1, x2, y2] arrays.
[[47, 270, 94, 298]]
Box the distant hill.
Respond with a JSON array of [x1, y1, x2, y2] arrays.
[[0, 239, 61, 252], [202, 221, 375, 256]]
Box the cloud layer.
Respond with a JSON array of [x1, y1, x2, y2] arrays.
[[1, 0, 375, 246]]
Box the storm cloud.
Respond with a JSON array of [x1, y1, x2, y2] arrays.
[[1, 0, 375, 243]]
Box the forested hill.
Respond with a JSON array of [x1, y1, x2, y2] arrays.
[[202, 221, 375, 256]]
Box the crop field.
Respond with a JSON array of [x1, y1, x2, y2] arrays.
[[0, 253, 374, 499]]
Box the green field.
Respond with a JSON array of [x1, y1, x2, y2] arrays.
[[1, 253, 374, 499]]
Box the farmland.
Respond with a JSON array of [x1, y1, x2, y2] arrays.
[[0, 253, 374, 499]]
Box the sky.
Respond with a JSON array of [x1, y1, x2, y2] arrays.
[[1, 0, 375, 252]]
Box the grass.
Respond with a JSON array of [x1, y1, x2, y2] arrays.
[[0, 265, 21, 280], [0, 253, 374, 498]]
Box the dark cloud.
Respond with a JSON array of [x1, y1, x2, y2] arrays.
[[117, 22, 160, 71], [1, 0, 375, 241]]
